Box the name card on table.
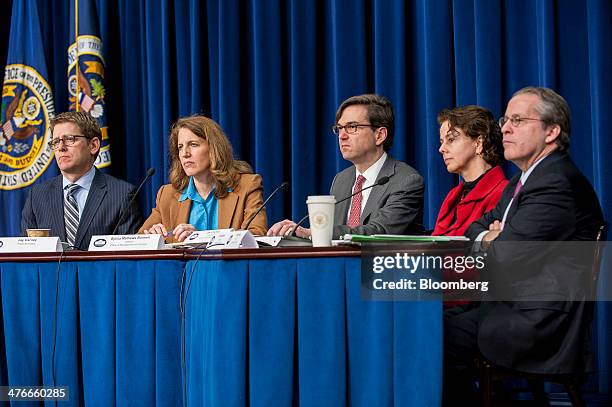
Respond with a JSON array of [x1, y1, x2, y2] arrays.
[[182, 229, 235, 247], [173, 229, 258, 249], [224, 230, 258, 249], [88, 234, 164, 251], [0, 237, 62, 253], [254, 236, 282, 247]]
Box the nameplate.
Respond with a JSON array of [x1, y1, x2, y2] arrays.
[[88, 234, 164, 251], [0, 237, 62, 253], [207, 229, 235, 248], [255, 236, 282, 247], [182, 229, 234, 247], [225, 230, 258, 249], [178, 229, 258, 249]]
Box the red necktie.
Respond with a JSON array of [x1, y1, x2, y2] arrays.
[[347, 175, 366, 228]]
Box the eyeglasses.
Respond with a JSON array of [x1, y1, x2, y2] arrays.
[[48, 135, 90, 150], [332, 123, 377, 135], [498, 115, 546, 128]]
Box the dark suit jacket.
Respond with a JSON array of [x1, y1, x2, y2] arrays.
[[21, 168, 143, 250], [465, 151, 603, 374], [330, 156, 424, 238]]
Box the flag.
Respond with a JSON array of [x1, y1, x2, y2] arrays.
[[68, 0, 111, 169], [0, 0, 57, 236]]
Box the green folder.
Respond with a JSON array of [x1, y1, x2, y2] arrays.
[[343, 234, 470, 242]]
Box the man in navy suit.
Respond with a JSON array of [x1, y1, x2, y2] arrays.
[[21, 111, 142, 250], [443, 87, 604, 404]]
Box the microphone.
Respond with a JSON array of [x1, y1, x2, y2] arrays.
[[243, 181, 289, 232], [111, 167, 155, 235], [334, 175, 390, 206], [287, 175, 391, 237]]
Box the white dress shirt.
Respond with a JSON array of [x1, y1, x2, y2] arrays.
[[346, 152, 387, 219]]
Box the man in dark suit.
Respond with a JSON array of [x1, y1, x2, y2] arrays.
[[21, 111, 142, 250], [268, 94, 424, 238], [443, 87, 604, 403]]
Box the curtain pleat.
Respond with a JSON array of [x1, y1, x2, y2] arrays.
[[0, 0, 610, 396]]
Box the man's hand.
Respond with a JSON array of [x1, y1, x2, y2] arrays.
[[267, 219, 311, 238], [481, 220, 502, 249]]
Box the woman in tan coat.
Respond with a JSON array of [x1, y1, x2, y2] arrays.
[[139, 115, 267, 242]]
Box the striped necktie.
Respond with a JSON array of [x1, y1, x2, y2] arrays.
[[64, 183, 80, 247], [347, 175, 366, 228]]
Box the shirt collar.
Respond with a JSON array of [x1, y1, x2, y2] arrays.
[[520, 152, 551, 186], [356, 152, 387, 184], [62, 165, 96, 191], [179, 177, 216, 203]]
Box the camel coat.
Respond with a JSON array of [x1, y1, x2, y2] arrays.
[[139, 173, 267, 242]]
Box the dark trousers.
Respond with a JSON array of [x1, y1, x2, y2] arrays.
[[443, 303, 484, 406]]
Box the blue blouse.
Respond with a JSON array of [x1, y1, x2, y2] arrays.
[[179, 177, 219, 231]]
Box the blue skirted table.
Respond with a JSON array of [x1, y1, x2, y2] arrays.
[[0, 247, 442, 406]]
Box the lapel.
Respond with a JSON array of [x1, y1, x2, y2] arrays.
[[434, 183, 463, 234], [361, 157, 394, 222], [174, 191, 192, 227], [503, 152, 564, 223], [75, 169, 107, 248], [334, 167, 355, 226], [460, 166, 505, 204], [218, 191, 238, 229], [502, 173, 522, 221], [50, 176, 67, 242]]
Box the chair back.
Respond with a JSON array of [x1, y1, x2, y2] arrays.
[[590, 222, 608, 297]]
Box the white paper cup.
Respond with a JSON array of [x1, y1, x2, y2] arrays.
[[306, 195, 336, 247]]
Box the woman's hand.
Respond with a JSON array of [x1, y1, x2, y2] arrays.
[[144, 223, 169, 236], [172, 223, 197, 242]]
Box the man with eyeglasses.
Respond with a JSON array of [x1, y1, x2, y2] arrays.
[[21, 111, 143, 249], [443, 87, 603, 404], [268, 93, 424, 238]]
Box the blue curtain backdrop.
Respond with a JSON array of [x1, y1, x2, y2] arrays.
[[1, 0, 610, 231], [1, 0, 611, 397]]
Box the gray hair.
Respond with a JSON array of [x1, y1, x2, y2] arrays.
[[513, 86, 571, 151]]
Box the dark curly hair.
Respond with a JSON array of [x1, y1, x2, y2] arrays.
[[437, 105, 504, 167]]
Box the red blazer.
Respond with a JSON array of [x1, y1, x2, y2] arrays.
[[433, 166, 508, 236]]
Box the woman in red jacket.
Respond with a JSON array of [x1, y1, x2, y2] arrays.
[[434, 105, 507, 307], [433, 106, 507, 236]]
